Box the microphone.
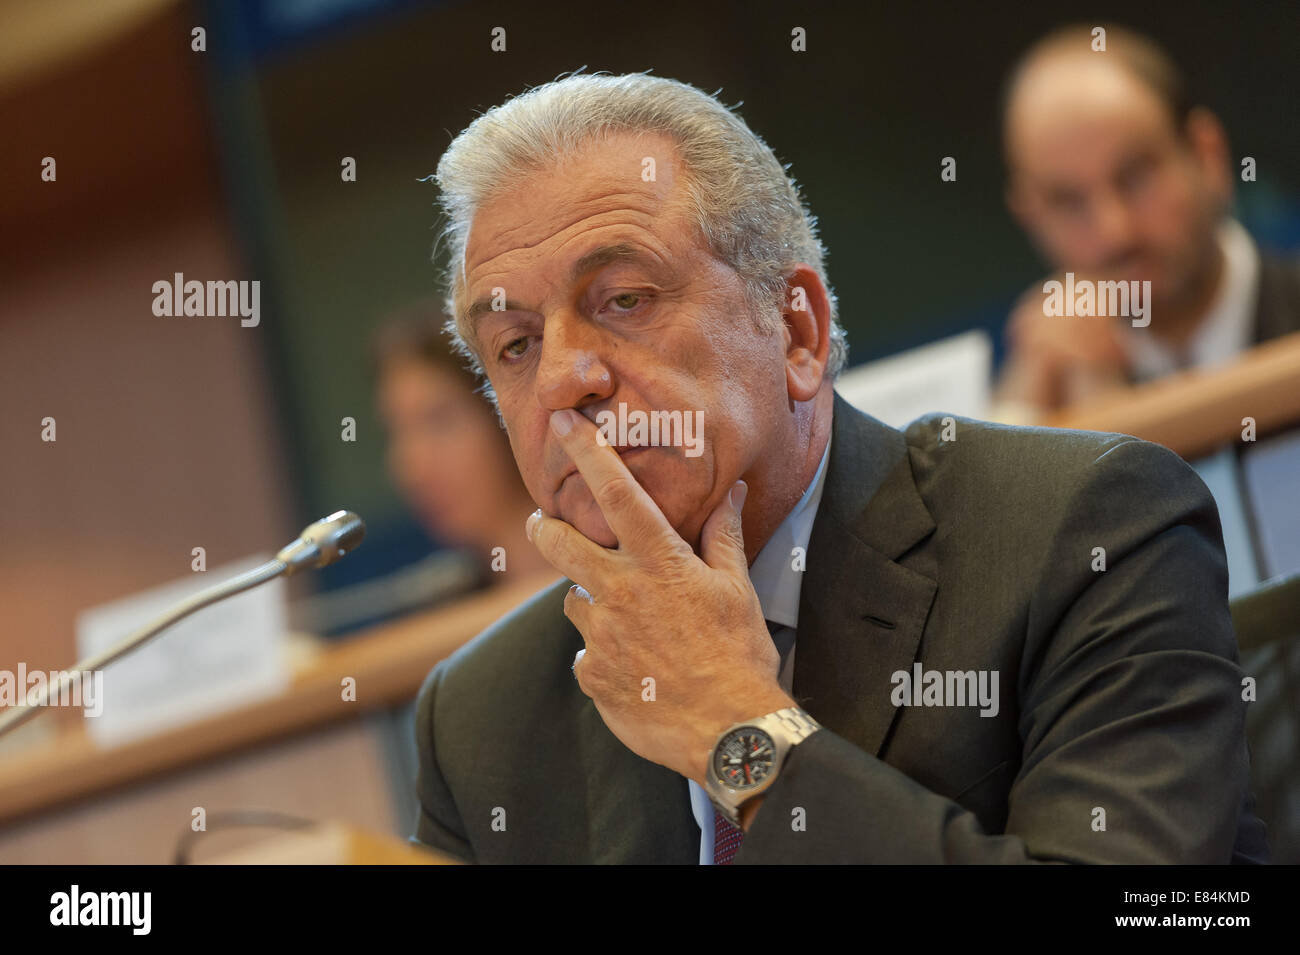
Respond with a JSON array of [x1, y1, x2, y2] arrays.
[[0, 511, 366, 738], [276, 510, 366, 574]]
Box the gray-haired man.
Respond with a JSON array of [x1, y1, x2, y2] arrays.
[[412, 73, 1268, 864]]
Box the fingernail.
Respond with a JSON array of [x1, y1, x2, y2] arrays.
[[730, 480, 748, 511], [526, 508, 542, 540], [550, 409, 574, 436]]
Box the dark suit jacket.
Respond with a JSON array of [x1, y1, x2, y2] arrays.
[[1254, 253, 1300, 344], [412, 391, 1270, 863]]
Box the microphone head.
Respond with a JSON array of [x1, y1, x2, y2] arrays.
[[276, 510, 366, 573], [303, 510, 366, 564]]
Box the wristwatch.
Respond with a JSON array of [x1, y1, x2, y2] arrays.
[[705, 706, 821, 828]]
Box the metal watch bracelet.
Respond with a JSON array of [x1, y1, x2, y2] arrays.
[[706, 706, 821, 829]]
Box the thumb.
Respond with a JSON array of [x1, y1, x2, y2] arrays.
[[700, 480, 748, 575]]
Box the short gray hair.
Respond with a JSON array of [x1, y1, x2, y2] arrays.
[[433, 72, 847, 401]]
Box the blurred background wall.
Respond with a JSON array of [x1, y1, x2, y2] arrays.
[[0, 0, 296, 729]]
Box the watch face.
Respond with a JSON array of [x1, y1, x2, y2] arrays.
[[713, 727, 776, 790]]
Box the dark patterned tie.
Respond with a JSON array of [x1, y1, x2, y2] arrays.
[[713, 619, 788, 865], [713, 809, 745, 864]]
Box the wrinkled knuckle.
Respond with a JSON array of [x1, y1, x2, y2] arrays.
[[603, 581, 631, 607], [596, 475, 636, 511]]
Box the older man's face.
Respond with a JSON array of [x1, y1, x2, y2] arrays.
[[460, 131, 785, 549]]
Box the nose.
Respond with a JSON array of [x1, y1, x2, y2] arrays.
[[534, 311, 616, 413], [1090, 188, 1139, 264]]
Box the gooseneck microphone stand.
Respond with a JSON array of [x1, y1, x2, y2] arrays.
[[0, 510, 365, 739]]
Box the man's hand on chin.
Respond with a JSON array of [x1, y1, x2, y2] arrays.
[[526, 407, 796, 786]]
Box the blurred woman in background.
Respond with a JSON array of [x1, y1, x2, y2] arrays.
[[371, 301, 552, 587], [292, 301, 553, 635]]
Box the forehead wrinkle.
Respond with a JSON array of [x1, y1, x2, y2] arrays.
[[463, 222, 677, 345], [460, 171, 698, 343], [465, 216, 651, 312], [467, 203, 682, 299], [469, 189, 668, 268], [552, 225, 672, 275]]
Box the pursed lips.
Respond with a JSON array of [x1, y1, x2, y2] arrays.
[[556, 445, 651, 489]]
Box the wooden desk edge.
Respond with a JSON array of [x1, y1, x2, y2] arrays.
[[0, 572, 561, 826], [1048, 330, 1300, 458]]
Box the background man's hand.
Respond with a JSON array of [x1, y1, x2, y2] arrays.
[[994, 275, 1133, 416], [525, 408, 796, 786]]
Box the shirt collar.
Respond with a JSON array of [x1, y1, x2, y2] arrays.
[[1123, 218, 1260, 380], [746, 434, 832, 630], [1187, 218, 1260, 368]]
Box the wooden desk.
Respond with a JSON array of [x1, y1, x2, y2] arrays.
[[201, 821, 460, 865], [1049, 330, 1300, 458], [0, 571, 560, 830]]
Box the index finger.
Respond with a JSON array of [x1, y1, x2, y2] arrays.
[[549, 407, 680, 552]]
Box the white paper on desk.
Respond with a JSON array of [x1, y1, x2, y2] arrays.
[[75, 554, 290, 748], [834, 329, 992, 428]]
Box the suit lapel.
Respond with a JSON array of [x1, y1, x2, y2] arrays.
[[792, 392, 938, 757], [570, 629, 699, 863]]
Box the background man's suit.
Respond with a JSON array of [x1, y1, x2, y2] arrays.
[[1255, 253, 1300, 343], [412, 390, 1269, 863]]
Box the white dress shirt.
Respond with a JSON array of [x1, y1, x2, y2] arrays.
[[1122, 218, 1261, 381], [687, 434, 833, 864]]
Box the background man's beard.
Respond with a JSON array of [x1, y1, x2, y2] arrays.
[[1155, 238, 1223, 315]]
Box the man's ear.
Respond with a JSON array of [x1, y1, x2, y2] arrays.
[[782, 265, 832, 402], [1184, 107, 1233, 209]]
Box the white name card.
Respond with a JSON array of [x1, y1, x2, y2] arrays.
[[75, 554, 290, 748], [835, 329, 992, 428]]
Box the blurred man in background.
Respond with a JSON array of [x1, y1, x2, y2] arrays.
[[994, 23, 1300, 420]]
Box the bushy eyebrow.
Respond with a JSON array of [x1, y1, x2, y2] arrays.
[[463, 243, 659, 336], [568, 243, 648, 281]]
